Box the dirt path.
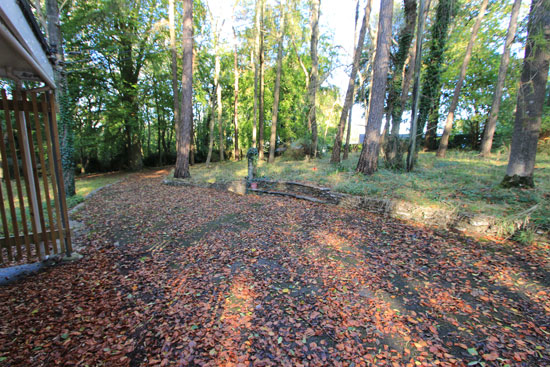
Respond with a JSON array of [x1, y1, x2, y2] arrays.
[[1, 169, 549, 366]]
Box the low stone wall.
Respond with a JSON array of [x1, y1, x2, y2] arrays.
[[163, 177, 248, 195], [163, 176, 520, 237]]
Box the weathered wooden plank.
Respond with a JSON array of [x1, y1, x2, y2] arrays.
[[41, 94, 67, 256], [13, 90, 41, 261], [1, 89, 31, 261], [23, 91, 50, 256], [47, 91, 72, 254], [0, 183, 7, 263], [0, 93, 19, 261], [0, 229, 67, 251], [0, 99, 51, 113], [32, 92, 58, 254]]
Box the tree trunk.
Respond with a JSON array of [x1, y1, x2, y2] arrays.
[[437, 0, 489, 158], [169, 0, 179, 153], [205, 93, 215, 165], [258, 0, 266, 160], [216, 51, 224, 162], [252, 0, 261, 148], [502, 0, 549, 188], [174, 0, 193, 179], [269, 1, 285, 164], [407, 0, 428, 171], [385, 0, 417, 138], [343, 103, 353, 160], [356, 0, 394, 175], [331, 1, 370, 163], [479, 0, 522, 157], [418, 0, 454, 150], [233, 26, 240, 161], [46, 0, 75, 196], [308, 0, 320, 157]]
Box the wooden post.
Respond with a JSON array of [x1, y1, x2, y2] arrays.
[[32, 93, 58, 254], [46, 92, 72, 256], [13, 90, 42, 260]]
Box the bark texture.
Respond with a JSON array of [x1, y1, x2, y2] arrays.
[[437, 0, 489, 158], [308, 0, 320, 157], [233, 26, 240, 161], [407, 0, 428, 171], [174, 0, 193, 179], [356, 0, 394, 175], [46, 0, 75, 196], [331, 1, 369, 163], [480, 0, 522, 157], [503, 0, 550, 188], [258, 0, 266, 160], [269, 2, 285, 164]]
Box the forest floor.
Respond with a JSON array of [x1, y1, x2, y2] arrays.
[[181, 150, 550, 238], [1, 169, 549, 366]]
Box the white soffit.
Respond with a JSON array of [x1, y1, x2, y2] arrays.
[[0, 0, 55, 87]]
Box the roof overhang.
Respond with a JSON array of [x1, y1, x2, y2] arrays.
[[0, 0, 55, 88]]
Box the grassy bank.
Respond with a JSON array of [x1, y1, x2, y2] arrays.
[[181, 150, 549, 238], [1, 171, 127, 234]]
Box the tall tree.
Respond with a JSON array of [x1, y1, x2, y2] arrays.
[[418, 0, 454, 150], [232, 24, 240, 161], [479, 0, 522, 157], [217, 47, 224, 162], [46, 0, 75, 196], [437, 0, 489, 158], [252, 0, 261, 148], [269, 0, 286, 164], [308, 0, 320, 157], [169, 0, 179, 152], [258, 0, 266, 160], [502, 0, 550, 188], [343, 0, 362, 161], [356, 0, 394, 175], [331, 1, 370, 163], [386, 0, 417, 137], [407, 0, 428, 171], [174, 0, 193, 178]]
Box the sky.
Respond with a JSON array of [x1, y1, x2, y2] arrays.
[[206, 0, 374, 141]]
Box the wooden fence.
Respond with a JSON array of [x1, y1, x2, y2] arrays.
[[0, 89, 72, 265]]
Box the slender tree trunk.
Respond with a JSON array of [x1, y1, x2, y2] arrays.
[[174, 0, 193, 178], [418, 0, 454, 150], [205, 94, 215, 165], [480, 0, 522, 157], [252, 0, 261, 148], [356, 0, 394, 175], [343, 0, 360, 162], [437, 0, 489, 158], [343, 104, 353, 159], [502, 0, 550, 188], [308, 0, 320, 157], [407, 0, 428, 171], [233, 26, 240, 161], [46, 0, 75, 196], [331, 1, 370, 163], [217, 52, 224, 161], [258, 0, 266, 160], [169, 0, 179, 152], [269, 2, 285, 164], [386, 0, 417, 137]]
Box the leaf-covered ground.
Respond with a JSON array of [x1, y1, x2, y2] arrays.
[[1, 169, 549, 366]]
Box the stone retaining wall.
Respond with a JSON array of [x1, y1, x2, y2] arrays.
[[163, 176, 521, 237]]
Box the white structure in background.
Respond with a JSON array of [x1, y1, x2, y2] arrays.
[[0, 0, 58, 259], [0, 0, 55, 88]]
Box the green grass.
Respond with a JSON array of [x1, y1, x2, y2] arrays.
[[1, 171, 127, 235], [181, 150, 550, 234]]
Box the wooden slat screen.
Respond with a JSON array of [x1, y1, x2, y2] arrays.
[[0, 89, 72, 264]]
